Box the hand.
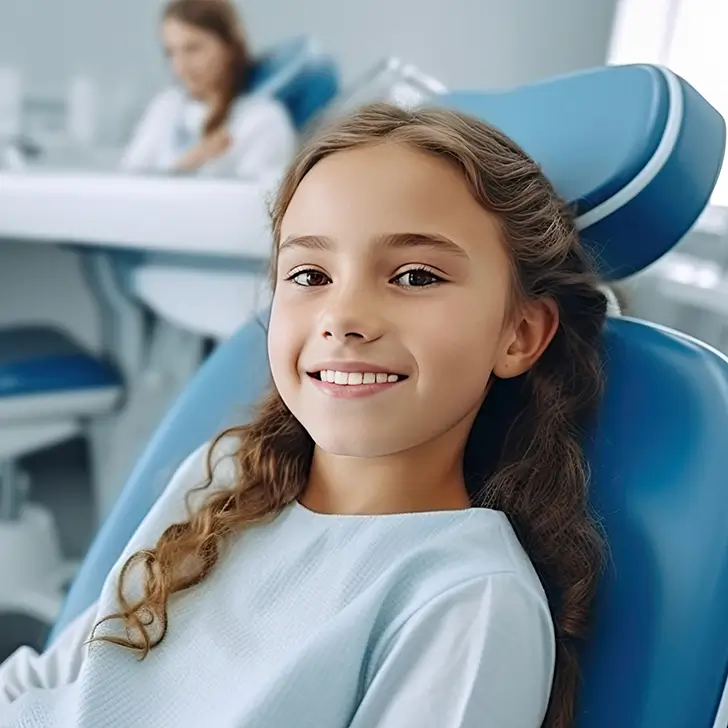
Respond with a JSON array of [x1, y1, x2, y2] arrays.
[[174, 126, 231, 173]]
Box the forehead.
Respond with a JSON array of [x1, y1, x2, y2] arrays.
[[280, 142, 502, 248], [162, 17, 213, 43]]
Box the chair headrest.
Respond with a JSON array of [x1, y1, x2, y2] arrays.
[[247, 36, 340, 130], [440, 65, 726, 280]]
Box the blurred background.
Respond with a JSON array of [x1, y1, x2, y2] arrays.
[[0, 0, 726, 658]]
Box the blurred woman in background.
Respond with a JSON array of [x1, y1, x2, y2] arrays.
[[118, 0, 298, 344], [121, 0, 296, 178]]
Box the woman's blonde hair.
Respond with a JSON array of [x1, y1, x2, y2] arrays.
[[93, 103, 607, 728]]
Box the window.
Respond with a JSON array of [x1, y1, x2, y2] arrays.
[[609, 0, 728, 206]]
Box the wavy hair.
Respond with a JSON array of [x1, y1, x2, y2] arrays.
[[93, 103, 607, 728]]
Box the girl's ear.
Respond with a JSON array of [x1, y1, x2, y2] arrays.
[[493, 298, 559, 378]]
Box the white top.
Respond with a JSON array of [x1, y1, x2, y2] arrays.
[[119, 88, 297, 338], [0, 440, 555, 727], [120, 87, 297, 181]]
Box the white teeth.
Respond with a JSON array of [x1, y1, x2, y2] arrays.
[[318, 370, 403, 386]]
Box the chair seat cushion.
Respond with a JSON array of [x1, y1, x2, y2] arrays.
[[0, 326, 121, 398]]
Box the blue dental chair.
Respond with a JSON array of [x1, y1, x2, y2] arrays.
[[50, 64, 728, 728]]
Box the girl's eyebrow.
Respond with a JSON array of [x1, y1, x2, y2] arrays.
[[279, 232, 469, 259]]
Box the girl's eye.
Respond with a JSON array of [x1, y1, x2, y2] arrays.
[[286, 269, 330, 287], [392, 268, 444, 288]]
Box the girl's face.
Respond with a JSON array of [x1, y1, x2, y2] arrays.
[[269, 142, 556, 459], [162, 17, 230, 99]]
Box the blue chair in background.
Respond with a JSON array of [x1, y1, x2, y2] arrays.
[[50, 64, 728, 727], [248, 35, 340, 130], [0, 328, 121, 641]]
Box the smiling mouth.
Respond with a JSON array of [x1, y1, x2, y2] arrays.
[[308, 370, 408, 386]]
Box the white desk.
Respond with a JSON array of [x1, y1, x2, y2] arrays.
[[0, 169, 273, 257], [0, 167, 278, 521]]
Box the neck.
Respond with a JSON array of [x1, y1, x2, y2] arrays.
[[300, 424, 473, 517]]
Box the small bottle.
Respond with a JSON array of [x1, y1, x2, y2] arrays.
[[0, 67, 22, 142], [67, 74, 99, 147]]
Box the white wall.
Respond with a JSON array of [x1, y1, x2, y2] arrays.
[[241, 0, 618, 89], [0, 0, 617, 351], [0, 0, 618, 103]]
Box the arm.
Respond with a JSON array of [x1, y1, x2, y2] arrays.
[[0, 601, 98, 707], [350, 573, 555, 728], [173, 125, 232, 173], [199, 96, 297, 183]]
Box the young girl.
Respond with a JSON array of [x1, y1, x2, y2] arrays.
[[0, 103, 607, 727]]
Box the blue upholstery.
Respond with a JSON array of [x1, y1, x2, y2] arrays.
[[0, 327, 118, 398], [578, 320, 728, 727], [50, 64, 728, 728], [248, 36, 340, 130], [440, 65, 725, 280]]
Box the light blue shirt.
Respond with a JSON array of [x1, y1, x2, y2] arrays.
[[0, 439, 554, 727]]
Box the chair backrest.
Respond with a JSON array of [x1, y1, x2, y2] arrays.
[[51, 64, 728, 728], [247, 36, 340, 130]]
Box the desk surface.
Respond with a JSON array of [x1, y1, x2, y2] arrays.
[[0, 169, 273, 257]]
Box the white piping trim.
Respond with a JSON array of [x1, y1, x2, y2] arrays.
[[714, 672, 728, 728], [575, 65, 684, 230]]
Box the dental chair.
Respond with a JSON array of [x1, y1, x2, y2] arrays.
[[49, 64, 728, 727]]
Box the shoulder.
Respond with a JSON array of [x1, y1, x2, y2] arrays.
[[365, 571, 555, 724], [415, 570, 551, 633], [160, 435, 241, 512], [228, 94, 296, 140], [115, 436, 241, 560], [146, 86, 186, 114], [386, 566, 553, 656], [128, 88, 184, 136], [392, 508, 548, 603]]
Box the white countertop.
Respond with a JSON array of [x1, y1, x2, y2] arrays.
[[2, 166, 725, 261], [0, 169, 273, 257]]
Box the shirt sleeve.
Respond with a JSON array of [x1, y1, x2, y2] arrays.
[[349, 573, 555, 728], [0, 600, 99, 707], [120, 89, 180, 172]]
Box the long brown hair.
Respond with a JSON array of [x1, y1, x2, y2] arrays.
[[163, 0, 253, 135], [93, 103, 607, 728]]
